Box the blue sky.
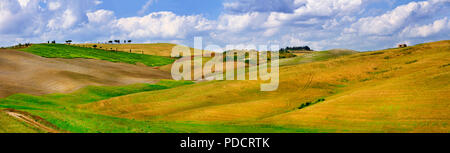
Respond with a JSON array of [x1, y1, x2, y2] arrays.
[[0, 0, 449, 51], [97, 0, 223, 19]]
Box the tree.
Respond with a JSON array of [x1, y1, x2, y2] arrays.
[[128, 40, 132, 43], [281, 46, 312, 51], [93, 45, 97, 48], [65, 40, 72, 44], [108, 40, 113, 44]]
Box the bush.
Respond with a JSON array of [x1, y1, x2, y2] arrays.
[[405, 60, 418, 64], [298, 98, 326, 109]]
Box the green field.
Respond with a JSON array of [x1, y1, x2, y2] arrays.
[[0, 80, 314, 133], [20, 44, 174, 67], [1, 40, 449, 133]]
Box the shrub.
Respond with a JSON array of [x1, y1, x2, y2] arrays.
[[405, 60, 418, 64], [298, 98, 326, 109], [370, 52, 384, 55]]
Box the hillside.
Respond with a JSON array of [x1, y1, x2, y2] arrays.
[[0, 80, 309, 133], [280, 49, 358, 66], [0, 40, 449, 133], [77, 43, 210, 57], [0, 49, 171, 98], [20, 44, 174, 67], [0, 110, 43, 133], [81, 40, 450, 132]]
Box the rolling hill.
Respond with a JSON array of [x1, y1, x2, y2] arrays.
[[76, 43, 211, 57], [80, 40, 450, 132], [0, 40, 449, 133], [20, 44, 175, 67], [0, 45, 173, 97]]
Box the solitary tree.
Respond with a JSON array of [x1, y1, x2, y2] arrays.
[[65, 40, 72, 44], [93, 45, 97, 48], [128, 40, 132, 43]]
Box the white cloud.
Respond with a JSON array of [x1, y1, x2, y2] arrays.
[[292, 0, 362, 17], [17, 0, 30, 8], [346, 0, 449, 36], [94, 0, 102, 5], [48, 1, 61, 10], [217, 12, 266, 32], [115, 11, 212, 39], [87, 9, 115, 24], [47, 9, 78, 29], [401, 17, 450, 37]]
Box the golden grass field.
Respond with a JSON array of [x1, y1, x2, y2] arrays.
[[77, 43, 211, 57], [78, 40, 449, 132]]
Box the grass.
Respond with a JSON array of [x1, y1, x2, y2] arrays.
[[20, 44, 174, 67], [2, 40, 449, 133], [279, 49, 358, 66], [0, 80, 312, 133], [0, 111, 43, 133], [0, 80, 194, 109], [76, 43, 209, 57], [79, 40, 449, 133]]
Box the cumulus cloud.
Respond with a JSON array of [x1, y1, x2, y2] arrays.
[[223, 0, 362, 29], [0, 0, 108, 45], [115, 11, 212, 39], [47, 9, 79, 30], [0, 0, 40, 34], [213, 0, 364, 46], [87, 9, 115, 24], [48, 1, 61, 10], [217, 12, 267, 32], [400, 17, 450, 37], [346, 0, 450, 36]]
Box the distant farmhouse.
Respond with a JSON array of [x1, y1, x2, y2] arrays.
[[398, 44, 408, 48]]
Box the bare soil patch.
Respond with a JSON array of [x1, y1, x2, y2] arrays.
[[0, 49, 171, 98]]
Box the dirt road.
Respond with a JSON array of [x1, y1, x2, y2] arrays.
[[3, 109, 60, 133]]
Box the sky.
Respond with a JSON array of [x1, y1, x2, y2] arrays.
[[0, 0, 449, 51]]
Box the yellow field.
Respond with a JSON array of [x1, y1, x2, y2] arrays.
[[78, 41, 450, 132], [76, 43, 209, 57]]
